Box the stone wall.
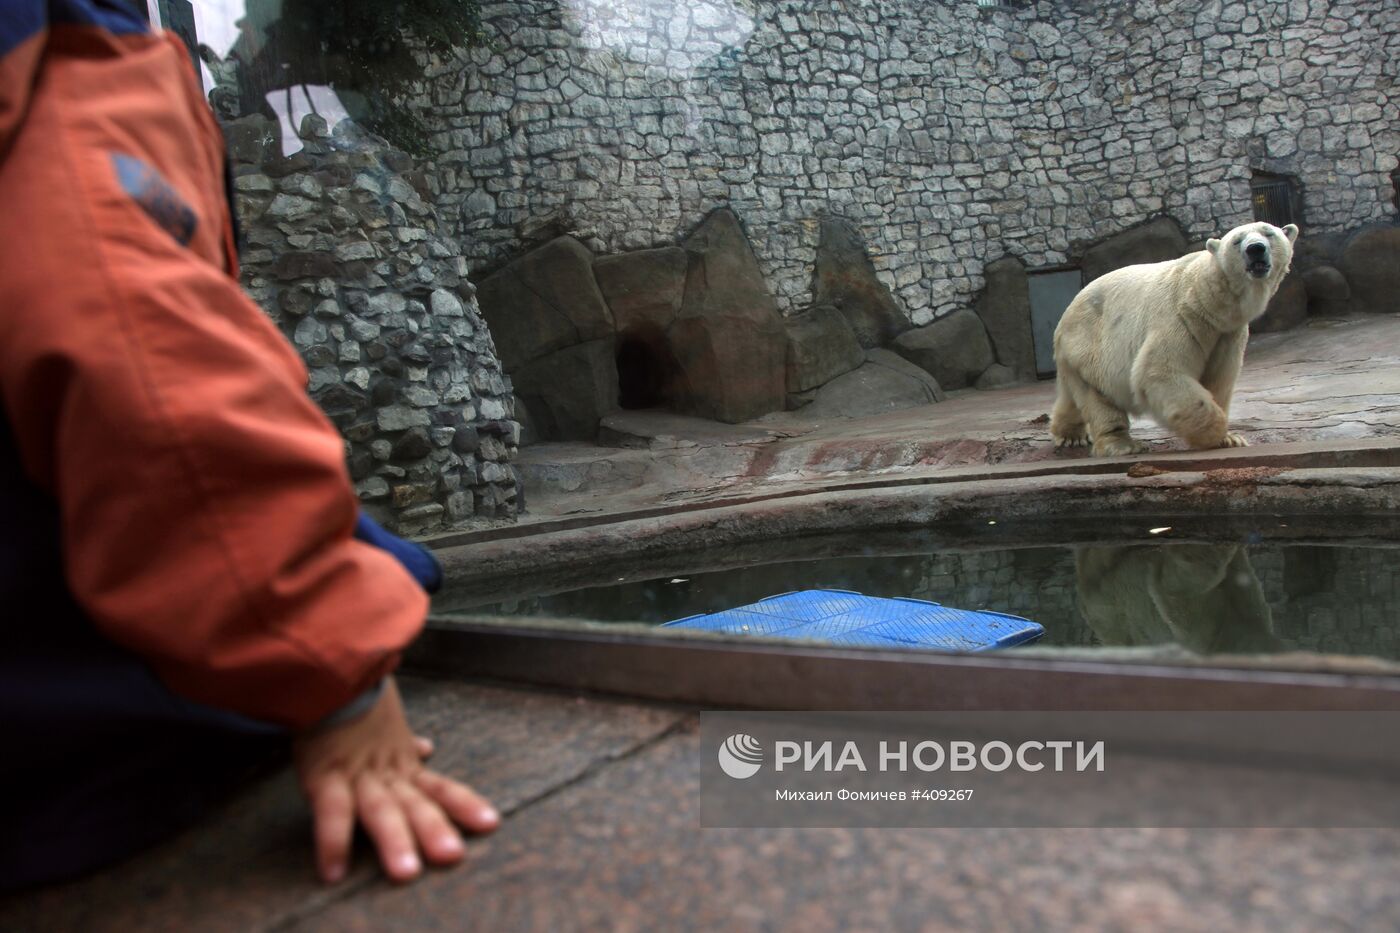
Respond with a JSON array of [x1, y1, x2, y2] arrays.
[[226, 115, 522, 533], [416, 0, 1398, 324]]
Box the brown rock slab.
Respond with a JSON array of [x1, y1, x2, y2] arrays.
[[1081, 216, 1189, 283], [1253, 272, 1308, 333], [975, 256, 1037, 381], [891, 309, 996, 390], [785, 305, 866, 393], [671, 209, 787, 423], [593, 247, 688, 335], [1301, 264, 1351, 316], [667, 314, 786, 424], [813, 216, 911, 348], [1338, 224, 1400, 315], [476, 236, 615, 371], [511, 338, 620, 441]]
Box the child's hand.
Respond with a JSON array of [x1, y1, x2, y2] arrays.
[[292, 676, 500, 884]]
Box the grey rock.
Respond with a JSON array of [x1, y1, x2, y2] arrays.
[[430, 288, 465, 317], [594, 247, 688, 335], [785, 305, 866, 393], [511, 339, 620, 440], [377, 406, 431, 431], [864, 348, 946, 401], [1338, 225, 1400, 315], [813, 216, 910, 348], [293, 317, 328, 347], [1081, 216, 1189, 283], [265, 194, 318, 220], [233, 174, 274, 193], [334, 241, 377, 262], [974, 363, 1018, 389], [390, 427, 434, 461], [891, 310, 996, 390], [355, 476, 390, 500], [476, 235, 614, 370], [802, 360, 942, 420], [975, 256, 1037, 381]]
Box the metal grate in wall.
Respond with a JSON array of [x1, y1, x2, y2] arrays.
[[1250, 174, 1299, 227]]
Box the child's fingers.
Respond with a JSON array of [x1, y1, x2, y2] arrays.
[[414, 735, 434, 759], [414, 769, 501, 834], [354, 771, 421, 882], [391, 778, 466, 866], [308, 773, 355, 884]]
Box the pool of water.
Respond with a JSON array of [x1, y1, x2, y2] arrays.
[[436, 535, 1400, 659]]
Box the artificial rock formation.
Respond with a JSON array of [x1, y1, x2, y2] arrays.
[[229, 114, 521, 532], [891, 310, 997, 391], [784, 304, 866, 397], [1338, 225, 1400, 315], [671, 210, 788, 423], [813, 216, 911, 348], [974, 256, 1038, 382], [1079, 216, 1190, 283], [475, 209, 791, 439]]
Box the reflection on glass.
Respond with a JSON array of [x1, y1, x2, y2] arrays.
[[194, 0, 482, 155], [1073, 545, 1280, 654]]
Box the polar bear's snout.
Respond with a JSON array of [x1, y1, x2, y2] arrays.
[[1242, 235, 1272, 278]]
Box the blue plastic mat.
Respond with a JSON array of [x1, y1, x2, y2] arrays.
[[662, 589, 1044, 651]]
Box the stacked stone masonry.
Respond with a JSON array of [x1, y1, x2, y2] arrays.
[[414, 0, 1398, 323], [227, 115, 523, 533]]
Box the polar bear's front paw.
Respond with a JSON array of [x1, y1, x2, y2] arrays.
[[1093, 434, 1149, 458], [1219, 432, 1249, 448], [1052, 430, 1090, 449]]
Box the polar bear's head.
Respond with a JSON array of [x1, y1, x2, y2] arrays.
[[1207, 221, 1299, 284]]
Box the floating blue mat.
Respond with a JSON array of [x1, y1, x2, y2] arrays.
[[662, 589, 1044, 651]]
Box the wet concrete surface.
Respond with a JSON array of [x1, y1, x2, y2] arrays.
[[507, 315, 1400, 522], [7, 678, 1400, 931]]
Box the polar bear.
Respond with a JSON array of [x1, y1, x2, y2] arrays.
[[1050, 221, 1298, 456], [1074, 544, 1280, 654]]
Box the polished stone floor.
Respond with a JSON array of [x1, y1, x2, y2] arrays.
[[5, 676, 1400, 932]]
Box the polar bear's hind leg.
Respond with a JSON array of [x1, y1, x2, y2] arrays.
[[1049, 377, 1090, 448], [1057, 366, 1147, 457]]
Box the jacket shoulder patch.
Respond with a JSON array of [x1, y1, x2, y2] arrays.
[[110, 152, 197, 246]]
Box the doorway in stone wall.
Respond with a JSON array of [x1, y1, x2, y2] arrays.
[[615, 325, 685, 410], [1028, 268, 1084, 377]]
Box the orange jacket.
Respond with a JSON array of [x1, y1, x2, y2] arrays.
[[0, 5, 427, 729]]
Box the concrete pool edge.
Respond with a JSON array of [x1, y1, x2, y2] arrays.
[[405, 616, 1400, 712], [423, 438, 1400, 549], [432, 460, 1400, 581]]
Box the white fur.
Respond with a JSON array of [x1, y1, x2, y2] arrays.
[[1050, 221, 1298, 456]]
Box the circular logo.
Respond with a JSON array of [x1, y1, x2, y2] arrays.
[[717, 733, 764, 779]]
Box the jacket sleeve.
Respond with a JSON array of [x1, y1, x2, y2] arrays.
[[0, 24, 429, 730]]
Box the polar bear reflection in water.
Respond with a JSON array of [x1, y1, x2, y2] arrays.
[[1074, 544, 1281, 654]]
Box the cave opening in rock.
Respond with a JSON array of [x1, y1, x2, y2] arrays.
[[616, 328, 678, 410]]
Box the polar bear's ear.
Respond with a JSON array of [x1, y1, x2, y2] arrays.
[[1282, 223, 1299, 243], [1206, 238, 1221, 255]]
